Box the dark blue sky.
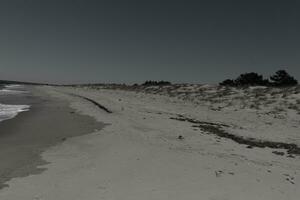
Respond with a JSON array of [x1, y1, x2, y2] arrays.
[[0, 0, 299, 84]]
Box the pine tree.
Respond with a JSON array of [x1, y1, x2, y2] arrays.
[[270, 70, 298, 86]]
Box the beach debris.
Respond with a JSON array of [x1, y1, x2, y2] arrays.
[[215, 170, 223, 177], [287, 154, 295, 158], [177, 135, 184, 140], [70, 93, 112, 113], [283, 174, 295, 184], [170, 115, 300, 157], [272, 151, 285, 156]]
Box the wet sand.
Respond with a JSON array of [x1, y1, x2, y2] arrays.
[[0, 86, 105, 189]]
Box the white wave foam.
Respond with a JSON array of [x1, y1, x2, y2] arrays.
[[4, 84, 23, 89], [0, 85, 28, 94], [0, 103, 30, 122], [0, 89, 28, 94]]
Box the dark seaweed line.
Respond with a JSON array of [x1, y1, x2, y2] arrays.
[[70, 94, 112, 113], [170, 116, 300, 156]]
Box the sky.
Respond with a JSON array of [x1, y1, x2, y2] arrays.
[[0, 0, 299, 84]]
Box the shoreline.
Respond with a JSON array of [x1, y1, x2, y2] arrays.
[[0, 86, 105, 189]]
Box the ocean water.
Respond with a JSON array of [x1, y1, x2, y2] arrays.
[[0, 85, 30, 122]]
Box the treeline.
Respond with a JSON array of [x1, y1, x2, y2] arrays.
[[141, 80, 172, 86], [220, 70, 298, 87]]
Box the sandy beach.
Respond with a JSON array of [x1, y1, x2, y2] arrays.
[[0, 85, 299, 200]]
